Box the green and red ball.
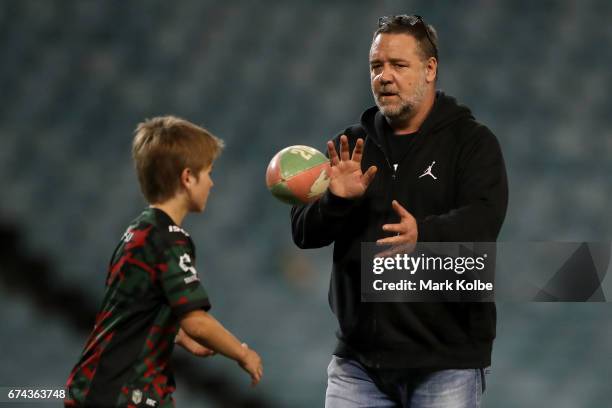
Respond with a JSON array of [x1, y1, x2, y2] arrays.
[[266, 145, 331, 205]]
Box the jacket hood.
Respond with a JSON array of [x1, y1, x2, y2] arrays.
[[360, 91, 474, 144]]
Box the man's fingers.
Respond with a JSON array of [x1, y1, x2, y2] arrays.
[[361, 166, 377, 187], [376, 235, 407, 246], [375, 243, 417, 258], [351, 138, 364, 163], [339, 135, 350, 161], [327, 141, 340, 166], [375, 246, 402, 258], [382, 223, 404, 233], [392, 200, 410, 218]]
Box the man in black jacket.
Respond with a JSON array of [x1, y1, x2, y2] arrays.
[[291, 15, 508, 408]]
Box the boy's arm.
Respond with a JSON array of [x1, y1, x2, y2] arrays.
[[153, 227, 263, 385], [180, 309, 263, 386], [175, 328, 216, 357]]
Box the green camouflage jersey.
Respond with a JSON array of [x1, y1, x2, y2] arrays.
[[65, 208, 211, 408]]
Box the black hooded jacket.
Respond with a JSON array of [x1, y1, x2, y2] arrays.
[[291, 91, 508, 369]]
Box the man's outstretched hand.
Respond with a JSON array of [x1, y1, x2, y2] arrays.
[[327, 135, 377, 199], [377, 200, 418, 245]]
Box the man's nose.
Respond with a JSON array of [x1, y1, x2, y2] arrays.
[[379, 66, 393, 84]]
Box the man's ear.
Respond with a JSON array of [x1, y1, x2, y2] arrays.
[[426, 57, 437, 83]]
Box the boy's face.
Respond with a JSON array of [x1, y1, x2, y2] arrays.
[[186, 164, 214, 212]]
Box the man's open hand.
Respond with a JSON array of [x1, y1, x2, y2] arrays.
[[327, 135, 377, 199]]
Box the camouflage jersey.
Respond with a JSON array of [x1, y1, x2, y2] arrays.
[[65, 208, 211, 408]]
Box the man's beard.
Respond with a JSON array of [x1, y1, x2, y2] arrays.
[[374, 72, 428, 123], [377, 96, 416, 121]]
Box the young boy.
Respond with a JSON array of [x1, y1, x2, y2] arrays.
[[65, 116, 262, 407]]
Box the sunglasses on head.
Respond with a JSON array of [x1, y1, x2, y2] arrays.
[[378, 14, 438, 59]]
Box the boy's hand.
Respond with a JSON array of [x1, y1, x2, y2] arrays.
[[238, 343, 263, 386], [179, 311, 262, 384]]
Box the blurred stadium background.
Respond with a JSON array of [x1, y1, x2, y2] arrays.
[[0, 0, 611, 407]]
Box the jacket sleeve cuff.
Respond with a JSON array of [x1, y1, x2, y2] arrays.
[[318, 190, 356, 218], [416, 217, 439, 242]]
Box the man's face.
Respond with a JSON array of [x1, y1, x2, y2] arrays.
[[369, 33, 433, 122]]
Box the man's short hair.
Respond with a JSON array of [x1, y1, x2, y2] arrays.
[[374, 14, 439, 62], [132, 116, 224, 204]]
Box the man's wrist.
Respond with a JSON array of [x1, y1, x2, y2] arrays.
[[320, 189, 356, 216]]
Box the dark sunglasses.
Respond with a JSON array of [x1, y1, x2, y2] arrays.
[[378, 14, 438, 59]]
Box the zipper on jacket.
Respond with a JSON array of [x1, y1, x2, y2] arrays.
[[368, 137, 395, 176], [365, 137, 392, 370]]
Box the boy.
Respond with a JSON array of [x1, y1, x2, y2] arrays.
[[65, 116, 262, 407]]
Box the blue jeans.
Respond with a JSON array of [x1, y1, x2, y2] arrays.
[[325, 356, 486, 408]]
